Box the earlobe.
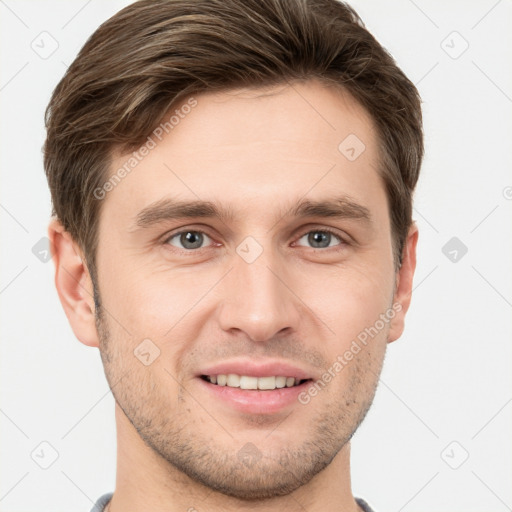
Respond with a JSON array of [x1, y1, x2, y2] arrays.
[[48, 219, 100, 348], [388, 224, 418, 343]]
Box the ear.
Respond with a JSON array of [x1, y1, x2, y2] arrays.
[[48, 218, 100, 348], [387, 224, 418, 343]]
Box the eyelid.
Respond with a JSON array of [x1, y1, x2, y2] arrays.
[[161, 224, 350, 253], [162, 227, 217, 249], [293, 226, 348, 248]]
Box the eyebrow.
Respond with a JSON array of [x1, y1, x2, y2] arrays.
[[133, 196, 372, 229]]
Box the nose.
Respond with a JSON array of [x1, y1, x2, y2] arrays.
[[216, 244, 302, 343]]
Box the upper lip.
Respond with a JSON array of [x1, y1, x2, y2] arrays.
[[198, 359, 314, 380]]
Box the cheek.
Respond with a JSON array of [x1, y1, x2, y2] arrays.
[[301, 262, 395, 345], [98, 262, 225, 350], [97, 234, 395, 351]]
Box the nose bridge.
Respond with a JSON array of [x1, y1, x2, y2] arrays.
[[217, 239, 300, 342]]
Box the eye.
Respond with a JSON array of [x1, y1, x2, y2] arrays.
[[295, 229, 344, 249], [165, 230, 213, 250]]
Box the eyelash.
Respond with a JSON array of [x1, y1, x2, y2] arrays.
[[163, 227, 347, 253]]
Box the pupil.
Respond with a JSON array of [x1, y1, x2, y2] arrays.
[[182, 231, 203, 249], [309, 231, 330, 248]]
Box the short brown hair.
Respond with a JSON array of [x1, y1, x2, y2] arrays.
[[44, 0, 423, 277]]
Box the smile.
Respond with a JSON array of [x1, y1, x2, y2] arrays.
[[201, 374, 309, 390]]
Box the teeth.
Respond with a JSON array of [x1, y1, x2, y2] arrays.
[[240, 376, 258, 390], [206, 374, 302, 390], [257, 376, 275, 390], [227, 374, 240, 387], [275, 376, 286, 388]]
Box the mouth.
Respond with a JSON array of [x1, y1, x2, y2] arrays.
[[200, 374, 311, 390], [196, 361, 315, 414]]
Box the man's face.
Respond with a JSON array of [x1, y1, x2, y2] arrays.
[[94, 81, 402, 498]]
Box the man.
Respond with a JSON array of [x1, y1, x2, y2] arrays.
[[44, 0, 423, 510]]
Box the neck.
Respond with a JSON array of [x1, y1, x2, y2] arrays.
[[109, 404, 361, 512]]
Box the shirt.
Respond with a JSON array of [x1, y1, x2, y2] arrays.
[[90, 492, 376, 511]]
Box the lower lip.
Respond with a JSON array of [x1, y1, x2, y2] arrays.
[[197, 378, 310, 414]]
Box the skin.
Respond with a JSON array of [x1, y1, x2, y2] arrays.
[[49, 80, 417, 512]]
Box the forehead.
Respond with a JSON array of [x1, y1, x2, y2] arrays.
[[102, 80, 384, 227]]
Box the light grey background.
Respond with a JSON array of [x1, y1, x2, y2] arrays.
[[1, 1, 511, 511]]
